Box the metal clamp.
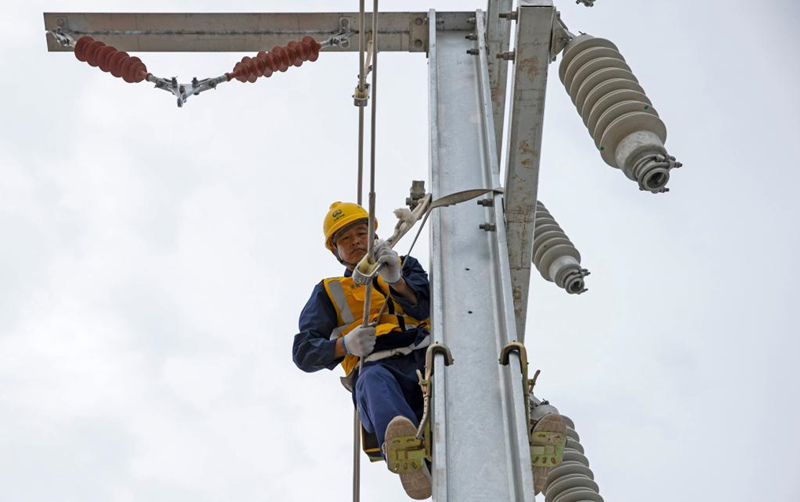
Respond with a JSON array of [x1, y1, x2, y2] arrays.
[[322, 27, 356, 49], [415, 342, 454, 452], [47, 28, 76, 49], [352, 82, 370, 107], [499, 341, 532, 427], [148, 74, 228, 107]]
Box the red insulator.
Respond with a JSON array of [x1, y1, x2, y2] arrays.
[[72, 36, 149, 84], [227, 36, 321, 83]]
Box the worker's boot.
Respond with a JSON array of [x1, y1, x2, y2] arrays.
[[384, 415, 431, 500], [530, 410, 567, 495]]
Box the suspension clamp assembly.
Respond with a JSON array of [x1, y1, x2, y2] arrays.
[[149, 75, 228, 108]]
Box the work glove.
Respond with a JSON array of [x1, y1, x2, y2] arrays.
[[372, 240, 402, 284], [342, 325, 376, 358]]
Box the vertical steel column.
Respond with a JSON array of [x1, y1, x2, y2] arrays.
[[429, 9, 534, 502], [503, 0, 555, 341], [486, 0, 513, 157]]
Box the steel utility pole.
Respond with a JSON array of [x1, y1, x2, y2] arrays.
[[44, 2, 682, 500]]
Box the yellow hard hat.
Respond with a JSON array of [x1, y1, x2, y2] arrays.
[[323, 201, 378, 251]]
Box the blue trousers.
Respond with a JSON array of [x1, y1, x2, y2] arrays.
[[354, 349, 426, 448]]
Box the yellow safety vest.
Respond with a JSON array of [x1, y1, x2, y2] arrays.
[[323, 275, 430, 375]]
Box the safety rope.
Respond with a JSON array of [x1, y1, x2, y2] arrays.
[[352, 1, 378, 500]]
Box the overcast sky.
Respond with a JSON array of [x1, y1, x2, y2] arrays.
[[1, 1, 798, 501]]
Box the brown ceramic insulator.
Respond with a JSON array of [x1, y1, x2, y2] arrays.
[[74, 36, 95, 62], [226, 37, 321, 83], [85, 40, 106, 67], [301, 36, 321, 62], [271, 46, 290, 72], [286, 41, 305, 67], [95, 45, 118, 72], [255, 51, 275, 79], [73, 36, 149, 83]]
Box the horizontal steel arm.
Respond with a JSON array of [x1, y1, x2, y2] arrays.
[[43, 12, 475, 53]]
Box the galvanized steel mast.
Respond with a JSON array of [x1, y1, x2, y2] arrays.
[[45, 1, 684, 499]]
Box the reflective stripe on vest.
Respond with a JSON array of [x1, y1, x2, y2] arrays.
[[323, 275, 429, 375]]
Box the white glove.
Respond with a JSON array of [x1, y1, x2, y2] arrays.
[[372, 241, 402, 284], [343, 325, 376, 357]]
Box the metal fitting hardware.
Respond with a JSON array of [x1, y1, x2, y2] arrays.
[[477, 198, 493, 207], [497, 51, 516, 61], [499, 11, 518, 20], [47, 28, 75, 48], [479, 223, 497, 232], [415, 342, 454, 446], [406, 180, 427, 209], [353, 83, 370, 107], [465, 33, 478, 41], [576, 0, 596, 6], [466, 48, 479, 56], [500, 341, 532, 426]]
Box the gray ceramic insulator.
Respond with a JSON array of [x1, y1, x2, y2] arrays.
[[533, 201, 589, 295], [559, 34, 681, 194], [530, 396, 604, 502]]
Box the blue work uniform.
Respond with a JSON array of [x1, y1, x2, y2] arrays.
[[293, 256, 431, 449]]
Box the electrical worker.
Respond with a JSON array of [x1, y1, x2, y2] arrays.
[[293, 201, 432, 500]]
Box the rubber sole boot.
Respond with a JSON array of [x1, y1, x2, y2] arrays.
[[384, 416, 432, 500], [531, 412, 567, 495]]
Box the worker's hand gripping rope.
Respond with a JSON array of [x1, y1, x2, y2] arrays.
[[351, 195, 433, 286], [371, 241, 402, 284]]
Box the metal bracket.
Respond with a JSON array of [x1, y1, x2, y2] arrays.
[[407, 180, 427, 210], [550, 11, 574, 61], [47, 28, 76, 48]]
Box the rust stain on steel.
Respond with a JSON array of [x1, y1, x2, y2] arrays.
[[518, 55, 540, 83], [519, 140, 535, 155], [491, 84, 500, 103]]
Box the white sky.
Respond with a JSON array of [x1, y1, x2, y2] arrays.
[[1, 1, 799, 501]]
